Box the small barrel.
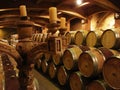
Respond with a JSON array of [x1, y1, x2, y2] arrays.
[[1, 53, 20, 90], [64, 31, 71, 45], [98, 47, 120, 59], [103, 55, 120, 89], [70, 31, 85, 45], [48, 62, 57, 79], [57, 65, 69, 86], [78, 48, 105, 77], [86, 79, 113, 90], [52, 52, 63, 65], [43, 52, 51, 62], [62, 45, 90, 70], [69, 71, 90, 90], [41, 60, 49, 73], [64, 30, 88, 46], [101, 29, 120, 49], [85, 31, 102, 47]]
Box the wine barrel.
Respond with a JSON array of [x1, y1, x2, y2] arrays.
[[52, 52, 63, 65], [48, 62, 57, 79], [64, 30, 88, 46], [43, 52, 51, 62], [103, 55, 120, 89], [101, 29, 120, 49], [0, 53, 20, 90], [78, 48, 105, 77], [98, 47, 120, 59], [70, 31, 85, 45], [41, 60, 49, 73], [57, 65, 69, 86], [85, 31, 102, 47], [69, 71, 90, 90], [64, 31, 71, 45], [86, 79, 113, 90], [62, 45, 90, 70]]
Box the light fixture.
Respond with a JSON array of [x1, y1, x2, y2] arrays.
[[76, 0, 82, 5]]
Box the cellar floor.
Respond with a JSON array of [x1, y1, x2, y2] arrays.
[[33, 69, 61, 90]]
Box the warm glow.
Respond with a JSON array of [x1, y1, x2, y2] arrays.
[[76, 0, 82, 5]]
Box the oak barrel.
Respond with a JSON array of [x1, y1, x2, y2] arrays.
[[101, 29, 120, 49], [70, 30, 85, 45], [103, 55, 120, 89], [69, 71, 90, 90], [41, 60, 48, 73], [86, 79, 112, 90], [52, 52, 63, 65], [57, 65, 69, 86], [62, 45, 90, 70], [48, 62, 57, 79], [78, 48, 105, 77], [85, 31, 102, 47], [43, 52, 51, 62], [0, 53, 20, 90], [64, 31, 71, 45]]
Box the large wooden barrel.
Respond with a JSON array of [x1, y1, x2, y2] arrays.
[[101, 29, 120, 49], [86, 79, 113, 90], [41, 60, 49, 73], [85, 31, 102, 47], [43, 52, 51, 62], [52, 52, 63, 65], [65, 30, 88, 45], [103, 55, 120, 89], [78, 48, 105, 77], [0, 53, 20, 90], [62, 45, 90, 70], [78, 47, 120, 78], [57, 65, 69, 86], [70, 31, 85, 45], [64, 31, 71, 45], [48, 62, 57, 79], [69, 71, 90, 90]]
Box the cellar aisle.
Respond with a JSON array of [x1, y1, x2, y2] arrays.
[[33, 69, 60, 90]]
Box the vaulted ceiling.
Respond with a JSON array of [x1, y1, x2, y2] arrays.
[[0, 0, 120, 28]]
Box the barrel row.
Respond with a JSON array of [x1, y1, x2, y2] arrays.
[[0, 53, 20, 90], [32, 29, 120, 49], [35, 45, 120, 90]]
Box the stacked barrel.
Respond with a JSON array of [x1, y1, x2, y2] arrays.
[[35, 29, 120, 90], [0, 53, 20, 90]]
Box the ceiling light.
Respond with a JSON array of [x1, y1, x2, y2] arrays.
[[76, 0, 82, 5]]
